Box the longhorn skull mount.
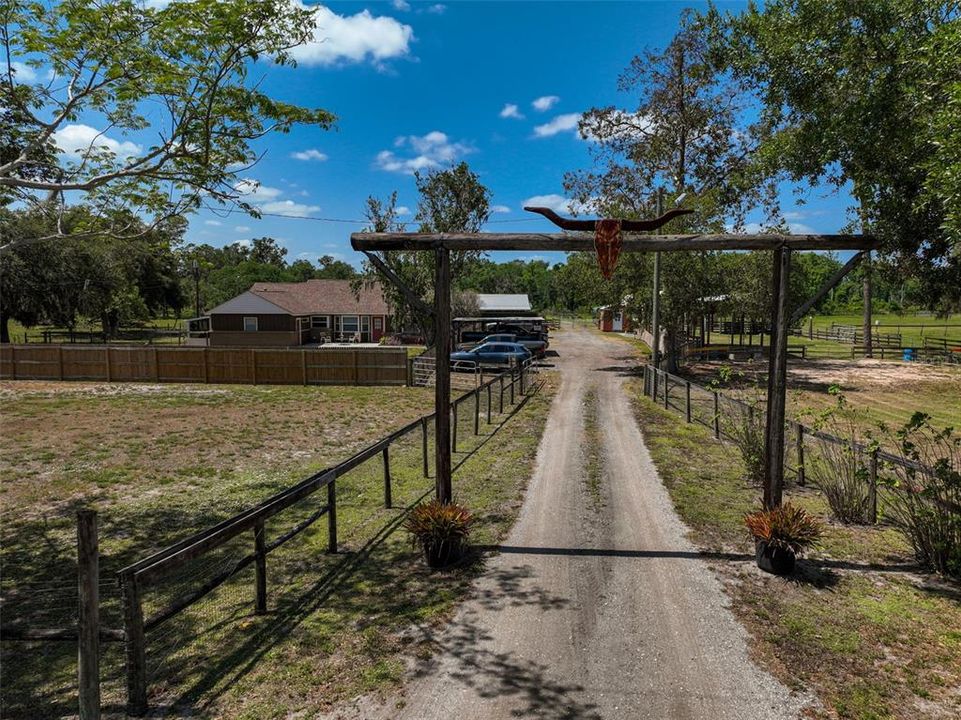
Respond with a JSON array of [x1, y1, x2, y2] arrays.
[[523, 206, 694, 232]]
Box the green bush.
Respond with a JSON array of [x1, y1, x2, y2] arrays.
[[882, 414, 961, 579]]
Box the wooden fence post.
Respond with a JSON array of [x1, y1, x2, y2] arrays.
[[868, 449, 878, 524], [121, 571, 147, 716], [663, 372, 669, 410], [796, 424, 806, 486], [510, 371, 515, 405], [685, 381, 692, 423], [254, 520, 266, 615], [499, 375, 504, 413], [251, 349, 257, 385], [202, 348, 209, 384], [473, 389, 480, 435], [713, 391, 720, 439], [452, 402, 458, 452], [153, 347, 160, 381], [58, 346, 64, 380], [382, 446, 392, 508], [301, 350, 307, 386], [487, 384, 492, 424], [104, 347, 112, 382], [326, 480, 337, 553], [77, 510, 100, 720], [421, 417, 429, 478]]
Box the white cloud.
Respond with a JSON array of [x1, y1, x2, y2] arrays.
[[234, 225, 251, 232], [522, 194, 585, 215], [260, 200, 321, 217], [499, 103, 524, 120], [234, 179, 283, 203], [291, 149, 328, 161], [9, 61, 38, 82], [391, 0, 410, 10], [376, 130, 473, 174], [289, 4, 414, 67], [491, 205, 510, 214], [533, 113, 581, 138], [396, 205, 411, 215], [789, 222, 818, 235], [532, 95, 560, 112], [204, 220, 222, 227], [426, 3, 446, 13], [53, 124, 143, 161]]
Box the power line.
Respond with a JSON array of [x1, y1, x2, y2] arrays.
[[200, 206, 541, 225]]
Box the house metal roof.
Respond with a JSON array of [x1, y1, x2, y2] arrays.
[[476, 294, 532, 312]]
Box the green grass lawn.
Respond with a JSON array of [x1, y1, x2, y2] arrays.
[[0, 375, 556, 718], [628, 381, 961, 720], [807, 312, 961, 346]]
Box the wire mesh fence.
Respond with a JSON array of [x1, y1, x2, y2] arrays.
[[642, 364, 943, 520], [113, 359, 539, 715]]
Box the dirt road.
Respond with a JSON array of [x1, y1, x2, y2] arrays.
[[392, 326, 805, 719]]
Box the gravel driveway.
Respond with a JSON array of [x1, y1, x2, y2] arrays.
[[390, 326, 806, 719]]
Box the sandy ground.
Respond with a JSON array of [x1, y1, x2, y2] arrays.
[[361, 326, 807, 720]]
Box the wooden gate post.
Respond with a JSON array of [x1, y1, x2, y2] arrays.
[[685, 381, 692, 423], [421, 417, 429, 478], [763, 245, 792, 509], [434, 248, 453, 504], [382, 446, 392, 508], [254, 520, 267, 614], [77, 510, 100, 720], [121, 571, 147, 716]]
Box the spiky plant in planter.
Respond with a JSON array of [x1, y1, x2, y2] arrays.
[[744, 503, 822, 575], [403, 500, 474, 568]]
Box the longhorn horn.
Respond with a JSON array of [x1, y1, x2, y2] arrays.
[[523, 206, 695, 231]]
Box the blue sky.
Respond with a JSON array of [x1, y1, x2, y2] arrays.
[[53, 1, 856, 267]]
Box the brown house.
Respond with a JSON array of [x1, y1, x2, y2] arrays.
[[207, 280, 391, 346]]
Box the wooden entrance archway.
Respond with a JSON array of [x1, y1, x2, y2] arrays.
[[351, 228, 878, 509]]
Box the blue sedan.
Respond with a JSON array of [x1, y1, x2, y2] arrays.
[[450, 342, 531, 369]]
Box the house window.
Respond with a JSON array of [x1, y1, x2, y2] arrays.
[[340, 315, 359, 333], [311, 315, 329, 329], [243, 316, 258, 332]]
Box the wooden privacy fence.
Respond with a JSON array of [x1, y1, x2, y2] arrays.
[[0, 344, 408, 386], [642, 364, 936, 524], [118, 358, 538, 716]]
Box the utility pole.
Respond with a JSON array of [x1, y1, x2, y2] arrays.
[[192, 260, 201, 319], [651, 187, 663, 368]]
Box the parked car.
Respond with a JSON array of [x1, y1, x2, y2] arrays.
[[450, 342, 531, 369], [460, 333, 548, 357]]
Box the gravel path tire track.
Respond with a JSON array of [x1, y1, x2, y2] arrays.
[[391, 326, 807, 719]]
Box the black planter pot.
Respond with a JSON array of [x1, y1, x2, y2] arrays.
[[755, 540, 796, 575], [423, 541, 463, 569]]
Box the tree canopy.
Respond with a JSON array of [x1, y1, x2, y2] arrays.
[[700, 0, 960, 311], [0, 0, 334, 253]]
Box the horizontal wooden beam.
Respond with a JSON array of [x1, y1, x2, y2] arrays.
[[350, 232, 880, 253]]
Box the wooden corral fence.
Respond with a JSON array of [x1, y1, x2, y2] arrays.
[[0, 345, 408, 386], [642, 364, 938, 526]]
